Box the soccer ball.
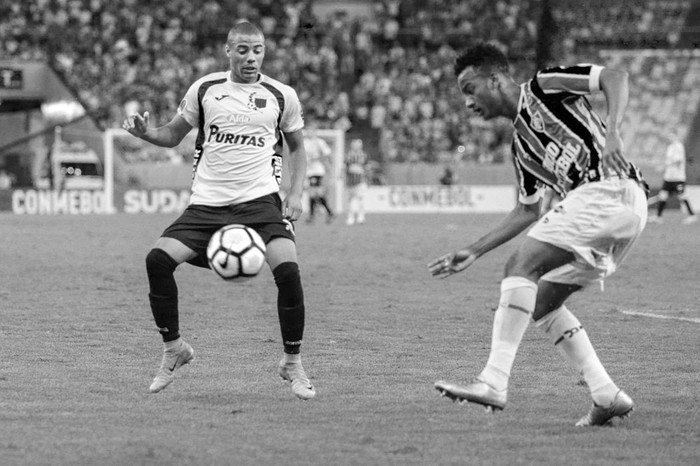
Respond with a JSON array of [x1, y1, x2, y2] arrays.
[[206, 225, 267, 280]]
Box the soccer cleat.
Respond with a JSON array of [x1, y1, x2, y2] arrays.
[[575, 390, 634, 427], [647, 216, 663, 224], [149, 341, 195, 393], [435, 378, 507, 412], [278, 361, 316, 400], [682, 215, 698, 225]]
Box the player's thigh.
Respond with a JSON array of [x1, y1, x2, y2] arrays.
[[532, 280, 581, 321], [266, 237, 298, 269], [153, 237, 199, 264], [505, 237, 576, 281]]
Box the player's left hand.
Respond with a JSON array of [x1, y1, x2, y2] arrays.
[[428, 249, 478, 278], [602, 131, 629, 177], [282, 193, 303, 222]]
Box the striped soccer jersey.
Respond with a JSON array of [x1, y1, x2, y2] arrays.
[[345, 148, 367, 187], [511, 65, 645, 203], [177, 71, 304, 206]]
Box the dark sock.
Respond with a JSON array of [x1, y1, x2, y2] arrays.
[[273, 262, 305, 354], [657, 200, 667, 217], [318, 197, 333, 216], [146, 248, 180, 342], [684, 200, 695, 216]]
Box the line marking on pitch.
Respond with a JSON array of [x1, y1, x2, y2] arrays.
[[619, 309, 700, 324]]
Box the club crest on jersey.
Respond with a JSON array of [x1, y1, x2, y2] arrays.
[[248, 92, 267, 112], [531, 111, 545, 132]]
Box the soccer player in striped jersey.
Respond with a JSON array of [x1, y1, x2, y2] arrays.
[[430, 43, 648, 426], [123, 22, 315, 400], [345, 138, 368, 225]]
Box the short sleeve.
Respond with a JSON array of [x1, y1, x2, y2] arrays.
[[177, 81, 200, 127], [279, 89, 304, 133]]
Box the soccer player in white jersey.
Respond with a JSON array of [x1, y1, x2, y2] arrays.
[[429, 43, 648, 426], [648, 129, 697, 224], [122, 22, 315, 400], [304, 120, 335, 224]]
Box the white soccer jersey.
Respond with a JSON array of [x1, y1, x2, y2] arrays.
[[305, 136, 332, 177], [663, 140, 686, 182], [177, 71, 304, 206]]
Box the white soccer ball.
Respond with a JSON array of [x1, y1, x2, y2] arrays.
[[206, 225, 267, 280]]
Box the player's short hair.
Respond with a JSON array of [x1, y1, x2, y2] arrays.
[[227, 21, 264, 43], [454, 43, 510, 77]]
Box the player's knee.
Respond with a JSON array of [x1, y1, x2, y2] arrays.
[[146, 248, 179, 277], [658, 190, 669, 201], [272, 261, 300, 285]]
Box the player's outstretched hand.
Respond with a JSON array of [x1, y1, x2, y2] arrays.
[[428, 249, 477, 278], [123, 111, 150, 138]]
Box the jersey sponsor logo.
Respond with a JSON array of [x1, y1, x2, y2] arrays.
[[207, 124, 265, 147], [227, 114, 251, 124], [531, 112, 545, 132], [247, 92, 267, 112]]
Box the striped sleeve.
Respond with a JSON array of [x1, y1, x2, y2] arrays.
[[535, 65, 604, 95]]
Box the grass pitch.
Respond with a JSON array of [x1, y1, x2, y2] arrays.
[[0, 211, 698, 465]]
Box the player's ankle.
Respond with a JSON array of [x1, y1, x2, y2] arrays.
[[282, 352, 301, 365]]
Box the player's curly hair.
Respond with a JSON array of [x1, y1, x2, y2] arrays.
[[454, 43, 510, 77]]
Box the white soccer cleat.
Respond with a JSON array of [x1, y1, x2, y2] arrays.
[[647, 216, 663, 224], [682, 215, 698, 225], [435, 378, 507, 411], [278, 360, 316, 400], [149, 340, 195, 393], [575, 389, 634, 427]]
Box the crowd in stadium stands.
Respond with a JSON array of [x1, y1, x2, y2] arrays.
[[0, 0, 693, 167]]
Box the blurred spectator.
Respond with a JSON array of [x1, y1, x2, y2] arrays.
[[0, 0, 693, 168]]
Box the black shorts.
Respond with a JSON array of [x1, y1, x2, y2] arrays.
[[661, 180, 685, 195], [161, 193, 295, 268]]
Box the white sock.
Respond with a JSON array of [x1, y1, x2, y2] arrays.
[[283, 353, 301, 365], [479, 276, 537, 391], [535, 305, 619, 406], [163, 338, 182, 351]]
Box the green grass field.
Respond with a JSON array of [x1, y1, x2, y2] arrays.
[[1, 211, 698, 466]]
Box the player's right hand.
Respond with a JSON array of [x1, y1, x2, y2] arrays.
[[428, 249, 478, 278], [122, 111, 150, 137]]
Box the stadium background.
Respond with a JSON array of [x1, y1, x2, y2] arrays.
[[1, 0, 699, 215]]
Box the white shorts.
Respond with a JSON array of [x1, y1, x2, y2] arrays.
[[529, 178, 648, 287], [347, 182, 367, 198]]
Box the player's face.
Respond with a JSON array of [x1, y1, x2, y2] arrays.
[[227, 33, 265, 84], [457, 66, 500, 120]]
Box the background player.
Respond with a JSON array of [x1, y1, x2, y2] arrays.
[[648, 129, 697, 224], [345, 138, 368, 226], [122, 21, 315, 400], [430, 43, 648, 426], [304, 119, 335, 224]]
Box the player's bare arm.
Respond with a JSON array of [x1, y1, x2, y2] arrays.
[[122, 112, 192, 148], [429, 200, 541, 278], [599, 68, 631, 176], [282, 129, 307, 221]]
